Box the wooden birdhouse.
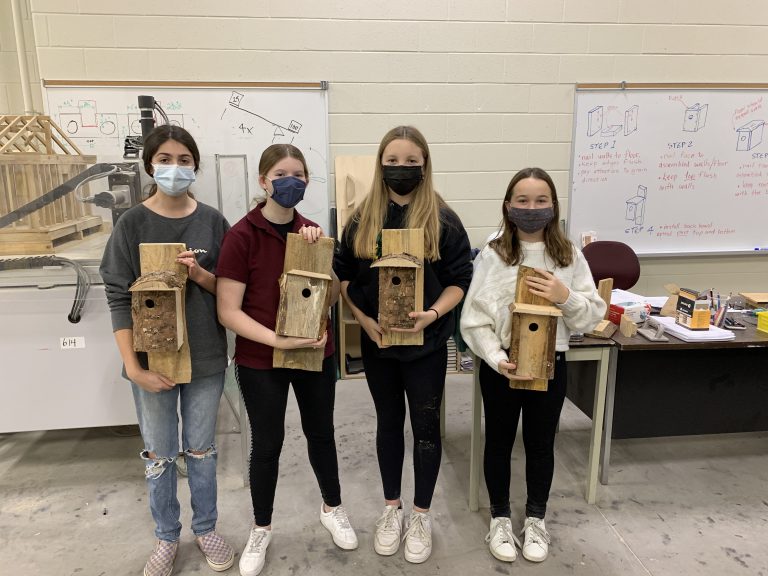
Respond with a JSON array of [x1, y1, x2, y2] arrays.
[[129, 271, 186, 352], [371, 253, 422, 331], [272, 233, 335, 372], [276, 269, 333, 339], [508, 303, 562, 384]]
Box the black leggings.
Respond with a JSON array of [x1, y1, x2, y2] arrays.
[[237, 356, 341, 526], [361, 334, 447, 510], [480, 353, 567, 519]]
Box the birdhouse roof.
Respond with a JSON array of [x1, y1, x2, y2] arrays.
[[285, 269, 333, 281], [509, 303, 563, 317], [129, 271, 185, 292], [370, 253, 422, 269]]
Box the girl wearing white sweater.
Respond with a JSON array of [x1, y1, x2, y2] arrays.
[[460, 167, 605, 564]]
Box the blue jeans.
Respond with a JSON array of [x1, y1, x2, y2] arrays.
[[131, 370, 225, 542]]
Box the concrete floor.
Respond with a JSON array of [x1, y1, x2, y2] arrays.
[[2, 373, 767, 576]]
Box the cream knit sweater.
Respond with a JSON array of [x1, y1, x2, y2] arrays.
[[460, 241, 606, 374]]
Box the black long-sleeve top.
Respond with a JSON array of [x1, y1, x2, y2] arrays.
[[334, 200, 473, 361]]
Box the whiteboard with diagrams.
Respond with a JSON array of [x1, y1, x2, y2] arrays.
[[568, 85, 768, 255], [43, 83, 331, 232]]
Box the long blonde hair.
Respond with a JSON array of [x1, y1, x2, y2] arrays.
[[349, 126, 445, 261], [490, 167, 573, 267]]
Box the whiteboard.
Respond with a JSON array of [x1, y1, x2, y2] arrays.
[[568, 86, 768, 255], [43, 83, 330, 232]]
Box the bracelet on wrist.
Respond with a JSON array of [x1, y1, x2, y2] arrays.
[[428, 307, 440, 320]]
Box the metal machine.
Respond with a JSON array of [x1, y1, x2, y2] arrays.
[[0, 96, 164, 433]]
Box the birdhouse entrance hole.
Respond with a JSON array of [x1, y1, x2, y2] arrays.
[[302, 288, 311, 298], [528, 322, 539, 332], [391, 276, 401, 286], [145, 299, 156, 308]]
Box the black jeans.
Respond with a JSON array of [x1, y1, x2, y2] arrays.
[[480, 353, 567, 519], [361, 334, 447, 510], [237, 356, 341, 526]]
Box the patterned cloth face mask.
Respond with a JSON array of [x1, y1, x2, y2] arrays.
[[506, 206, 555, 233]]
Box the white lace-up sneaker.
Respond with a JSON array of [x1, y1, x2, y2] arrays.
[[374, 505, 403, 556], [239, 525, 272, 576], [320, 503, 359, 550], [403, 510, 432, 564], [521, 517, 550, 562], [485, 517, 520, 562]]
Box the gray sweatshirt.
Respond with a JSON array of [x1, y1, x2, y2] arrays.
[[99, 202, 230, 379]]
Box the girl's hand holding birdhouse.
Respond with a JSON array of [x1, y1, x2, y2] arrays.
[[273, 329, 328, 350], [358, 314, 390, 349], [176, 249, 217, 294], [390, 309, 439, 335], [298, 225, 324, 244], [497, 359, 533, 381], [525, 269, 570, 305]]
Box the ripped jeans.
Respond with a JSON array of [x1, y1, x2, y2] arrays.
[[361, 335, 447, 510], [131, 370, 225, 542]]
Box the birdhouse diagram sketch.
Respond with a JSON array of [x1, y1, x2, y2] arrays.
[[624, 105, 639, 136], [225, 91, 303, 144], [736, 119, 764, 151], [586, 105, 640, 137], [683, 103, 708, 132], [626, 185, 647, 226]]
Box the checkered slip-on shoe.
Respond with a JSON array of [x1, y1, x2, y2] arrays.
[[197, 531, 235, 572], [143, 540, 178, 576]]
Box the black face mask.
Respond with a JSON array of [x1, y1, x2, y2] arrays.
[[382, 165, 423, 196]]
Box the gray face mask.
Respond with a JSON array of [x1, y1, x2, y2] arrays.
[[507, 206, 555, 233]]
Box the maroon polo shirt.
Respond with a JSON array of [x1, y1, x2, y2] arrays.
[[216, 203, 335, 369]]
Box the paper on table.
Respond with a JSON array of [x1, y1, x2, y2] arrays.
[[653, 316, 735, 342], [610, 290, 669, 309], [610, 289, 646, 304]]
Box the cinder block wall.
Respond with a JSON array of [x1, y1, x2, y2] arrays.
[[9, 0, 768, 294], [0, 0, 40, 113]]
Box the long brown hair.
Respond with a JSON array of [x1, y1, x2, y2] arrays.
[[348, 126, 445, 261], [142, 124, 199, 199], [490, 167, 573, 267]]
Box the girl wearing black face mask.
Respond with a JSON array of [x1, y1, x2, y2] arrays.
[[460, 168, 605, 565], [217, 144, 359, 576], [334, 126, 473, 564]]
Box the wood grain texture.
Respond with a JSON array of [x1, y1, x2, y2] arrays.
[[515, 265, 551, 307], [275, 271, 331, 339], [138, 243, 191, 383], [380, 228, 425, 346], [508, 264, 563, 390], [273, 233, 335, 371]]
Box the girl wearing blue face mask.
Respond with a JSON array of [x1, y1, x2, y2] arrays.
[[100, 125, 234, 575], [216, 144, 357, 576], [460, 168, 605, 565]]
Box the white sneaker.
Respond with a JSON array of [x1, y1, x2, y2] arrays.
[[373, 505, 403, 556], [320, 503, 359, 550], [239, 526, 272, 576], [485, 517, 520, 562], [521, 517, 550, 562], [403, 510, 432, 564]]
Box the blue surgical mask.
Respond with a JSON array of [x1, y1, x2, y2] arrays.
[[268, 176, 307, 208], [152, 164, 196, 197]]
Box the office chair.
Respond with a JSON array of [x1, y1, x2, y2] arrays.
[[581, 240, 640, 290]]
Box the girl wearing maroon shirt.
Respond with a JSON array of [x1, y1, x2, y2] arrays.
[[217, 144, 357, 576]]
